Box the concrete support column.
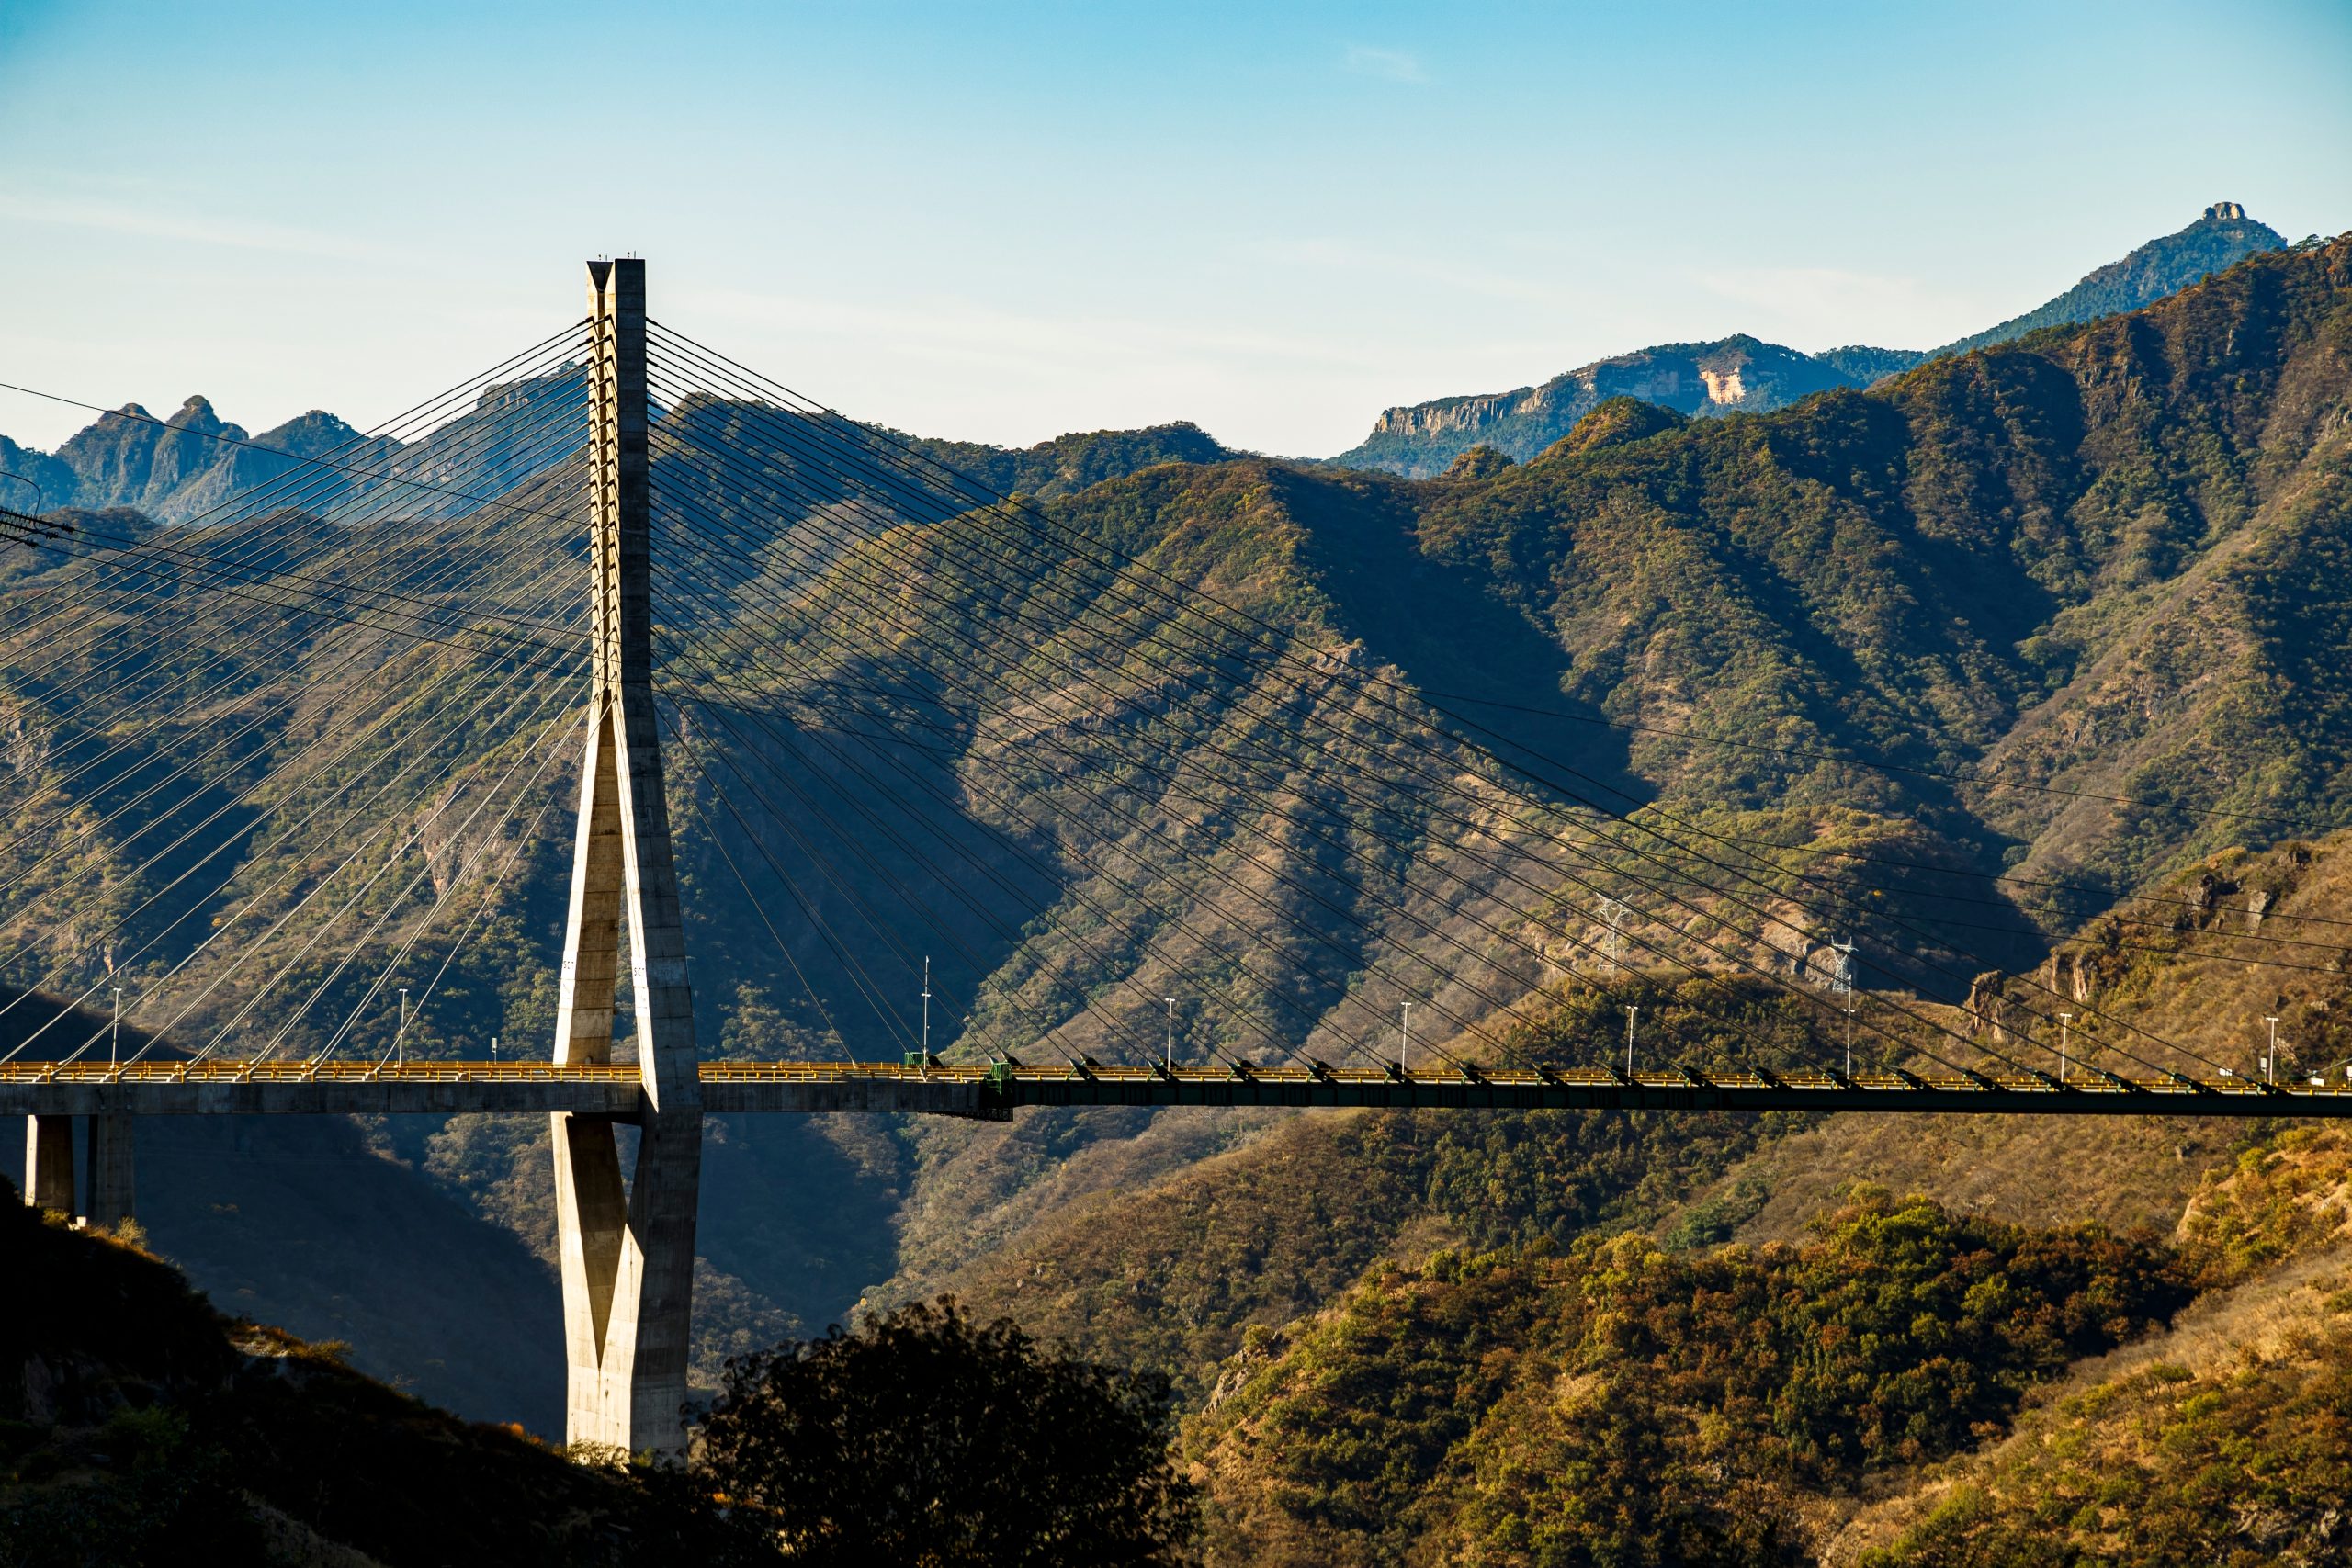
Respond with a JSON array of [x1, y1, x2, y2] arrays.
[[551, 256, 702, 1460], [23, 1114, 74, 1213], [85, 1111, 134, 1227]]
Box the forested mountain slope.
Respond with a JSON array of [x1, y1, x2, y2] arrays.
[[0, 230, 2346, 1476]]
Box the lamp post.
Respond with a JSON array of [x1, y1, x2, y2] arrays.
[[1625, 1004, 1639, 1077], [397, 987, 409, 1068], [110, 986, 122, 1068], [1399, 1001, 1412, 1075], [2264, 1016, 2281, 1086], [2057, 1012, 2074, 1083], [1163, 998, 1176, 1072]]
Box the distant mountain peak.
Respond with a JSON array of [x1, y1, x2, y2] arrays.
[[1331, 205, 2290, 477], [165, 395, 232, 435], [1930, 204, 2285, 358]]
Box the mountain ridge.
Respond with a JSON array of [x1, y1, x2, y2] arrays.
[[1333, 204, 2291, 477], [0, 385, 1238, 525], [1, 226, 2346, 1483]]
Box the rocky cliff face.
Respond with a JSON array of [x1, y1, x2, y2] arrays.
[[2, 396, 367, 524], [1340, 334, 1906, 477]]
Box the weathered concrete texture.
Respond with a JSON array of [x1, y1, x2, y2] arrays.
[[549, 255, 703, 1460], [83, 1111, 132, 1226], [23, 1113, 73, 1212]]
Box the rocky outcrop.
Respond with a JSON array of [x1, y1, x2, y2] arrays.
[[1338, 334, 1909, 477], [5, 396, 368, 524]]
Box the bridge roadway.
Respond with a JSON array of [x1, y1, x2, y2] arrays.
[[5, 1058, 2349, 1120]]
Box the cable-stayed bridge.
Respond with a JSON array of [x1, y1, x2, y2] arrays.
[[6, 259, 2346, 1452]]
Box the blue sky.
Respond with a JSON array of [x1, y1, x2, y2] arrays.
[[3, 0, 2347, 457]]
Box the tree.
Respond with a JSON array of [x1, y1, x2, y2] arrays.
[[695, 1298, 1197, 1566]]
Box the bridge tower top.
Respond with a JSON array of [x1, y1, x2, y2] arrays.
[[585, 258, 651, 699]]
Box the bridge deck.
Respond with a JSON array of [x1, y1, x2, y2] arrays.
[[3, 1059, 2346, 1119]]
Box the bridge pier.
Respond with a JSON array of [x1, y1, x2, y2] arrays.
[[22, 1113, 74, 1213], [85, 1111, 134, 1227], [549, 256, 702, 1460]]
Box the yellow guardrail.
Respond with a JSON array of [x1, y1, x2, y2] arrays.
[[1, 1057, 2343, 1099]]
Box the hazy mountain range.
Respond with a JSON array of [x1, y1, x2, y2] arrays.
[[0, 206, 2285, 516], [1331, 202, 2288, 476]]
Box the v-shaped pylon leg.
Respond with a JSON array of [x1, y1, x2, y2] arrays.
[[551, 700, 703, 1456], [550, 255, 703, 1459]]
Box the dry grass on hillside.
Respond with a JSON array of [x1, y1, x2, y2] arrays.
[[1825, 1125, 2352, 1565], [1705, 1111, 2241, 1245]]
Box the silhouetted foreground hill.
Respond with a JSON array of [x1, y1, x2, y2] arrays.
[[0, 1191, 742, 1567]]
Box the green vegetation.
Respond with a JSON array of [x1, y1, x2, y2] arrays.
[[1532, 395, 1685, 462], [4, 215, 2350, 1564], [1186, 1189, 2188, 1565], [1860, 1322, 2352, 1567], [897, 421, 1235, 500], [941, 976, 1834, 1397], [1846, 1120, 2352, 1565]]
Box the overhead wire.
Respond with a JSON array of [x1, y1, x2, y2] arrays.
[[643, 429, 1557, 1070], [635, 376, 1931, 1075], [0, 389, 597, 1062], [639, 333, 2228, 1080], [29, 570, 590, 1066], [0, 436, 593, 972], [641, 403, 1853, 1077]]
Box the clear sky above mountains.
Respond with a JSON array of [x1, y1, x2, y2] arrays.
[[2, 0, 2347, 457]]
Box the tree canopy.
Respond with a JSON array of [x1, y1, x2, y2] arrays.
[[695, 1298, 1197, 1566]]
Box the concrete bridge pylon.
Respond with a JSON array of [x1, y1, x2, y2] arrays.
[[548, 256, 702, 1459]]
